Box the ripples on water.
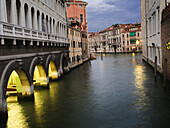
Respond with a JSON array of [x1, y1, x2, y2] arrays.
[[6, 54, 170, 128]]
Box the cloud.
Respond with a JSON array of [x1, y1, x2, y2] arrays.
[[83, 0, 141, 32]]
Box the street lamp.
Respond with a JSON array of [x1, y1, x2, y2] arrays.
[[136, 40, 140, 45]]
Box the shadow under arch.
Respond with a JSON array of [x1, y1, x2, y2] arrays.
[[49, 60, 58, 80], [30, 57, 48, 87], [59, 53, 70, 75], [45, 55, 58, 81], [0, 60, 33, 124], [33, 65, 48, 87]]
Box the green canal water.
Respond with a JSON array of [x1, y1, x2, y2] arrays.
[[5, 54, 170, 128]]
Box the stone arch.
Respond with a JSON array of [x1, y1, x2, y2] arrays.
[[59, 53, 70, 75], [29, 57, 48, 87], [0, 60, 34, 123], [16, 0, 21, 26], [24, 3, 29, 27]]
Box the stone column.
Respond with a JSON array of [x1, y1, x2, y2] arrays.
[[20, 4, 25, 27], [27, 7, 32, 29], [51, 20, 53, 34], [0, 0, 7, 22], [58, 23, 60, 37], [0, 98, 8, 124], [11, 0, 17, 25], [54, 21, 56, 35], [39, 13, 42, 31], [34, 11, 38, 30]]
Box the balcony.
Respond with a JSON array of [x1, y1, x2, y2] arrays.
[[0, 21, 69, 44]]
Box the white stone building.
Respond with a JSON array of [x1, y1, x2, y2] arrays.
[[140, 0, 170, 72], [0, 0, 69, 46], [108, 27, 122, 53]]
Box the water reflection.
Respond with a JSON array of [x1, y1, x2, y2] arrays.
[[133, 63, 150, 122], [134, 65, 146, 89], [6, 54, 170, 128], [7, 97, 29, 128]]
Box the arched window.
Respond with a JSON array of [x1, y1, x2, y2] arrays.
[[46, 15, 49, 33], [37, 10, 40, 30], [50, 17, 52, 33], [42, 13, 45, 32], [16, 0, 21, 25], [24, 3, 29, 27], [31, 7, 35, 29], [6, 0, 12, 23], [53, 19, 55, 35], [57, 22, 59, 36]]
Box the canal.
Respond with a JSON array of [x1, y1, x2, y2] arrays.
[[5, 54, 170, 128]]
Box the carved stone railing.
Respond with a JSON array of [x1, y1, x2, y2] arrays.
[[0, 21, 69, 44]]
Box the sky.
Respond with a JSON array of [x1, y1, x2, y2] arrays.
[[84, 0, 141, 32]]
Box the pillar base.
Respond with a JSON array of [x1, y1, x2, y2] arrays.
[[0, 111, 8, 126], [18, 94, 34, 101]]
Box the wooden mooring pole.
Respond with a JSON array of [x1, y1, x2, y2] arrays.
[[101, 52, 103, 60], [154, 56, 157, 81], [163, 58, 167, 89]]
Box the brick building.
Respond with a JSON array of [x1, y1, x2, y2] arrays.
[[161, 5, 170, 80], [66, 0, 89, 59], [66, 0, 88, 33]]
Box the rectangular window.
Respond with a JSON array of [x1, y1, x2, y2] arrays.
[[153, 12, 156, 35], [73, 41, 75, 48], [67, 4, 70, 8], [80, 14, 83, 23], [158, 8, 160, 33]]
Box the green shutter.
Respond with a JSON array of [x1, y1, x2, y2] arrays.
[[129, 32, 136, 36], [130, 39, 136, 42]]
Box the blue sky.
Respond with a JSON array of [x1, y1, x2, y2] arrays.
[[84, 0, 141, 32]]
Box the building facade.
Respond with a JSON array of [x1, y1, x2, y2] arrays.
[[161, 4, 170, 80], [68, 26, 83, 66], [0, 0, 69, 46], [121, 24, 142, 53], [66, 0, 88, 33], [0, 0, 70, 123], [140, 0, 170, 72], [88, 23, 142, 53], [66, 0, 89, 60]]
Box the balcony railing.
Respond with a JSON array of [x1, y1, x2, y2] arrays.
[[0, 21, 69, 44]]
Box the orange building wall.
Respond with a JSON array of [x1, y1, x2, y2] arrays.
[[66, 0, 87, 33]]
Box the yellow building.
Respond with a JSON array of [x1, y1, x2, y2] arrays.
[[68, 26, 83, 66]]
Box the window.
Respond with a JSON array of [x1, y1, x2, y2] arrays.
[[73, 41, 75, 48], [137, 32, 139, 37], [157, 8, 160, 33], [122, 34, 124, 38], [153, 12, 156, 35], [79, 4, 82, 7], [127, 34, 128, 38], [80, 14, 83, 23], [67, 4, 70, 7]]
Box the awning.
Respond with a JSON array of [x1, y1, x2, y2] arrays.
[[130, 39, 136, 42], [129, 32, 136, 36]]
